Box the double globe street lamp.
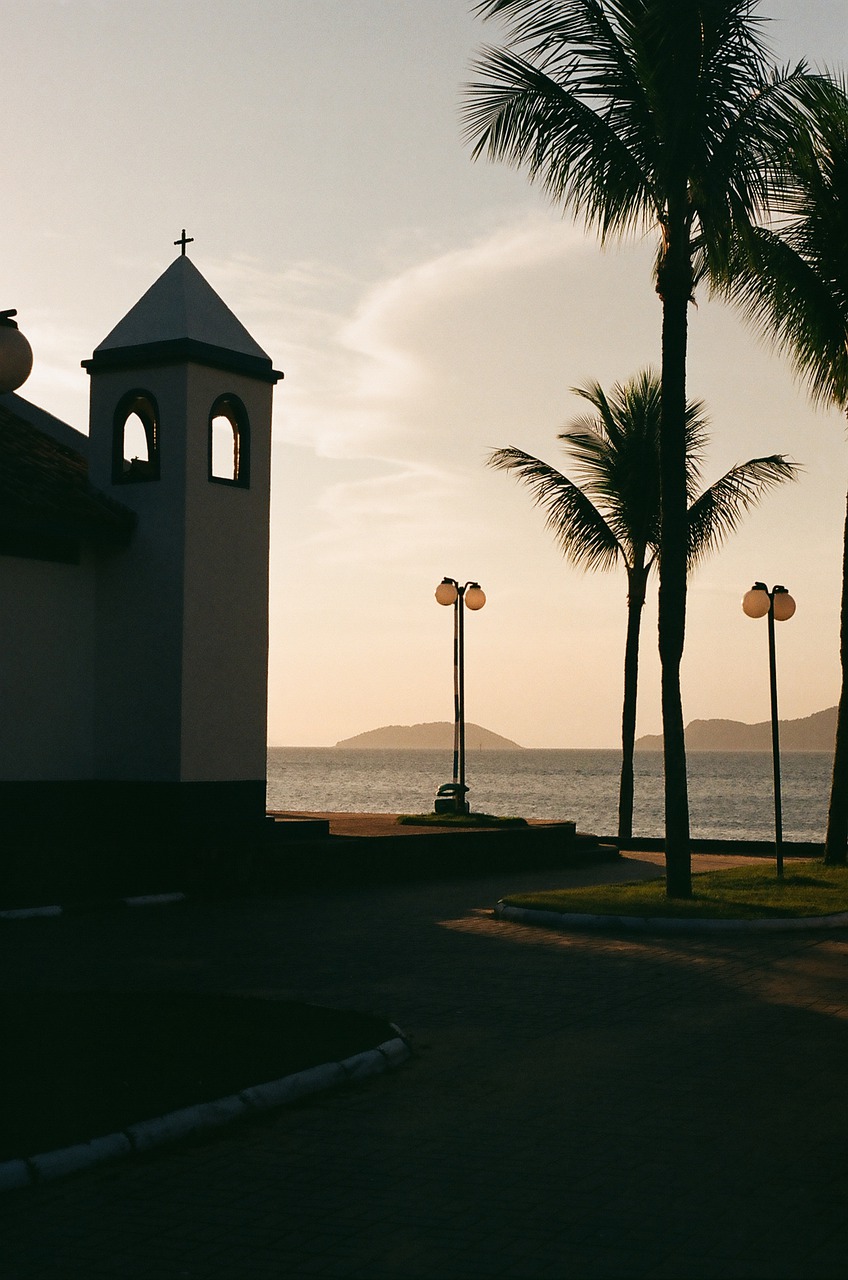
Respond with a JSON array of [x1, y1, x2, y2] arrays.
[[742, 582, 796, 876], [434, 577, 486, 814]]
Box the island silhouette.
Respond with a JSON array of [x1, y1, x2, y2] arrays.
[[334, 707, 836, 751], [334, 722, 523, 750]]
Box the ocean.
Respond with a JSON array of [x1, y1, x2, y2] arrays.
[[266, 747, 833, 843]]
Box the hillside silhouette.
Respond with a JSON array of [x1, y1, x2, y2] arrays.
[[636, 706, 836, 752]]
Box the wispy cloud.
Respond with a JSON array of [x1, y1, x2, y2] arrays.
[[256, 214, 658, 572], [234, 214, 604, 467]]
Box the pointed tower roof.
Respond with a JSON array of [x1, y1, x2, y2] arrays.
[[83, 256, 282, 384]]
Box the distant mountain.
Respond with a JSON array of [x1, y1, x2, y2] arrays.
[[636, 706, 837, 752], [334, 722, 523, 750]]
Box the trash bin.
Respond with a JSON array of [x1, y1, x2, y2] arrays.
[[434, 781, 470, 815]]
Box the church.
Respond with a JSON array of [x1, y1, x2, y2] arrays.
[[0, 244, 282, 871]]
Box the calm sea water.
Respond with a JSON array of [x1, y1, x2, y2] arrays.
[[266, 747, 833, 843]]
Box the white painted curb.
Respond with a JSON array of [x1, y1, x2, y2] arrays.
[[0, 1160, 31, 1191], [0, 906, 62, 920], [28, 1133, 133, 1182], [340, 1048, 388, 1081], [377, 1036, 411, 1066], [123, 893, 188, 908], [127, 1094, 249, 1152], [0, 894, 187, 921], [240, 1062, 347, 1110], [495, 902, 848, 933], [0, 1033, 410, 1192]]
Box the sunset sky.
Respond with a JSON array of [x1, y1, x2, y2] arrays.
[[7, 0, 848, 748]]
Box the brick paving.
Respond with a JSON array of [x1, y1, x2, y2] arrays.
[[272, 812, 576, 837], [1, 850, 847, 1278]]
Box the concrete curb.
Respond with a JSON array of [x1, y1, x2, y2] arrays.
[[0, 1034, 410, 1192], [495, 902, 848, 933], [0, 893, 187, 921]]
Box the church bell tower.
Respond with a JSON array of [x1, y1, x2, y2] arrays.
[[83, 245, 282, 831]]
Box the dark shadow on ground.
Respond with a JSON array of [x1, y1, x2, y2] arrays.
[[0, 992, 396, 1161], [2, 876, 848, 1278]]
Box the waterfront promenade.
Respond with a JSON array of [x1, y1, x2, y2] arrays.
[[1, 849, 846, 1278]]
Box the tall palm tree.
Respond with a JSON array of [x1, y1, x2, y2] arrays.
[[463, 0, 830, 896], [490, 371, 798, 841], [720, 85, 848, 864]]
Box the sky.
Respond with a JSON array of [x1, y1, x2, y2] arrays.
[[6, 0, 848, 748]]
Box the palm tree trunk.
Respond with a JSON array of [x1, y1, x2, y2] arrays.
[[657, 216, 693, 899], [618, 568, 647, 843], [825, 482, 848, 865]]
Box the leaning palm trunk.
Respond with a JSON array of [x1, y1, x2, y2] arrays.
[[825, 484, 848, 865], [658, 224, 693, 897], [712, 96, 848, 863], [618, 569, 647, 843]]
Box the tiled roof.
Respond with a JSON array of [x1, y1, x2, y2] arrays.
[[0, 402, 135, 542]]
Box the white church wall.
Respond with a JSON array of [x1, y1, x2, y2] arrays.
[[0, 551, 95, 779], [2, 257, 278, 843]]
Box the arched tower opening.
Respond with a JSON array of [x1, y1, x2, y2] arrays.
[[208, 393, 250, 487], [112, 390, 160, 483]]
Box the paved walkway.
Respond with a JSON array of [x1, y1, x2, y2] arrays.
[[1, 852, 847, 1279]]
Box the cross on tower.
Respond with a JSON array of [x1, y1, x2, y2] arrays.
[[174, 229, 194, 256]]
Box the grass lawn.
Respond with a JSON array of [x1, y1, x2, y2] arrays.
[[502, 861, 848, 920], [0, 992, 398, 1163]]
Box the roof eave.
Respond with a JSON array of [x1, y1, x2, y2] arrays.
[[1, 506, 137, 547], [82, 337, 284, 385]]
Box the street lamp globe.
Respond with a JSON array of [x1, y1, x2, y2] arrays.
[[435, 578, 458, 606], [772, 589, 796, 622], [742, 584, 770, 619], [464, 584, 486, 611]]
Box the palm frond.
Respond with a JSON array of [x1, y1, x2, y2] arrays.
[[559, 372, 667, 555], [715, 74, 848, 410], [682, 394, 710, 496], [696, 63, 828, 283], [463, 44, 657, 239], [686, 454, 800, 567], [487, 445, 624, 572], [566, 380, 626, 449], [723, 225, 848, 409], [490, 373, 797, 578], [465, 0, 830, 280]]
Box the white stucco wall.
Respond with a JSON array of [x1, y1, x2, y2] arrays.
[[87, 361, 271, 784], [89, 365, 188, 781], [179, 366, 271, 782], [0, 550, 96, 779]]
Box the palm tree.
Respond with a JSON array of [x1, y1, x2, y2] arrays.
[[463, 0, 831, 896], [720, 85, 848, 864], [490, 371, 798, 841]]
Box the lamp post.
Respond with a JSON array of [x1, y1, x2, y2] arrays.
[[742, 582, 796, 876], [435, 577, 486, 813]]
